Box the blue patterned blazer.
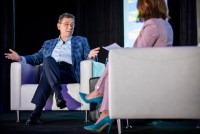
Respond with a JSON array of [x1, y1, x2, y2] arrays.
[[23, 36, 91, 82]]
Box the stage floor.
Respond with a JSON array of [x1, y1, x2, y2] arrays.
[[0, 111, 200, 134]]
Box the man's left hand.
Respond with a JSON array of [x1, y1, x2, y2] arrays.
[[88, 47, 100, 59]]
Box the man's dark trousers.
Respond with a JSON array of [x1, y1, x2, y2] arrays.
[[31, 56, 77, 108]]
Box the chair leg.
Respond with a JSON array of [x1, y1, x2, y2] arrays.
[[126, 119, 133, 129], [16, 110, 19, 122], [117, 119, 122, 134], [197, 120, 200, 128], [84, 111, 90, 123]]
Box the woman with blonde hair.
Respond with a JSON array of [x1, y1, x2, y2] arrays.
[[80, 0, 173, 133]]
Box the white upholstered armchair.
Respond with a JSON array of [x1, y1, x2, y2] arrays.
[[10, 60, 105, 122], [108, 47, 200, 133]]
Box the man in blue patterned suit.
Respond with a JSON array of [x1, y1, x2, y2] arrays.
[[5, 12, 100, 125]]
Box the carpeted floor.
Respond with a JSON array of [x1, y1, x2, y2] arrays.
[[0, 111, 200, 134]]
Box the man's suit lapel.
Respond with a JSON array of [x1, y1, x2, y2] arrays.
[[71, 36, 77, 66], [46, 38, 59, 57]]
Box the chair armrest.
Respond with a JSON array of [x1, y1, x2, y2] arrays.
[[80, 60, 105, 94], [10, 62, 40, 110], [92, 61, 106, 77], [11, 62, 40, 85]]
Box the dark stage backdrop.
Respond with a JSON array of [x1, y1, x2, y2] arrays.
[[1, 0, 15, 113], [168, 0, 197, 46], [1, 0, 198, 113]]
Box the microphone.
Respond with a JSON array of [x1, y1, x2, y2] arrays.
[[63, 41, 65, 44]]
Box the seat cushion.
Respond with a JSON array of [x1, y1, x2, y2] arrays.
[[20, 84, 85, 110]]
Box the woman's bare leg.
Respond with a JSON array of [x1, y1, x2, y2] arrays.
[[85, 64, 109, 100], [95, 110, 109, 124]]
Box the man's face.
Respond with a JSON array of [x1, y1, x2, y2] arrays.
[[57, 17, 75, 38]]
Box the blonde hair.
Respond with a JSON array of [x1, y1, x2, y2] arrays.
[[137, 0, 169, 22]]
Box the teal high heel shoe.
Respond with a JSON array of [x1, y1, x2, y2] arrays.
[[84, 116, 113, 133], [79, 92, 103, 109]]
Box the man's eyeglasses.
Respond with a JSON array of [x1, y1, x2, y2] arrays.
[[60, 23, 74, 28]]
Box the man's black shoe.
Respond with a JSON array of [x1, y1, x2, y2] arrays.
[[56, 98, 66, 109], [25, 118, 42, 125], [26, 106, 43, 125]]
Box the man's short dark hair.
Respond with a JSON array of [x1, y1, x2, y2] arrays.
[[58, 13, 75, 23]]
